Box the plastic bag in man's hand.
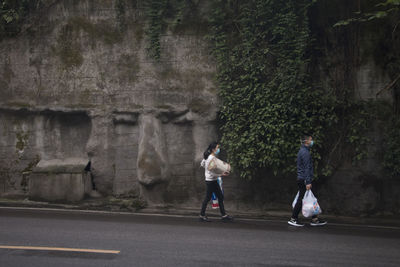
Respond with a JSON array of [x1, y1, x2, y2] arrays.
[[292, 191, 299, 209], [302, 190, 322, 218]]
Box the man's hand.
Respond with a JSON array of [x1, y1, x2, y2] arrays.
[[306, 184, 312, 190], [221, 171, 230, 176]]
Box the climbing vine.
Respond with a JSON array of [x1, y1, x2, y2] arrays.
[[333, 0, 400, 177], [208, 0, 337, 178], [0, 0, 46, 38], [144, 0, 168, 61], [144, 0, 204, 60], [384, 117, 400, 176], [116, 0, 127, 32]]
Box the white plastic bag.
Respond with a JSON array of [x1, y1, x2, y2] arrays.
[[292, 191, 299, 209], [302, 190, 322, 218]]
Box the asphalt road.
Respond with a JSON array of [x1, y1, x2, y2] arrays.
[[0, 208, 400, 267]]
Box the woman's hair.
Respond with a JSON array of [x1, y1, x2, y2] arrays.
[[203, 141, 219, 160]]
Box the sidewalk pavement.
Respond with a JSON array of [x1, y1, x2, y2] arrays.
[[0, 197, 399, 228]]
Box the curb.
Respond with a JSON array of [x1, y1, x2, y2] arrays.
[[1, 199, 400, 229]]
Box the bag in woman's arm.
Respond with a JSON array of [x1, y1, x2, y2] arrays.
[[207, 157, 231, 176]]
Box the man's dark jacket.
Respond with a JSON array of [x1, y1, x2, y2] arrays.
[[297, 144, 313, 185]]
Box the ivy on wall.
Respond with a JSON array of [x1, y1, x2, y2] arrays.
[[208, 0, 338, 178], [208, 0, 400, 179], [144, 0, 168, 61], [333, 0, 400, 177], [0, 0, 55, 39], [116, 0, 127, 32], [144, 0, 204, 61], [0, 0, 35, 38], [384, 118, 400, 176]]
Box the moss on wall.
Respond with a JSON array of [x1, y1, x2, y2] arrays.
[[68, 17, 123, 45], [53, 16, 124, 69], [117, 53, 140, 84], [157, 66, 207, 92], [78, 88, 92, 105], [3, 57, 15, 83], [15, 131, 29, 152], [188, 97, 211, 115], [6, 102, 32, 108], [138, 153, 162, 178], [22, 155, 41, 173], [155, 104, 173, 110], [54, 23, 84, 69], [131, 21, 145, 45]]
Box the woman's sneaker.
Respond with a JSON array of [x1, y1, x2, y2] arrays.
[[288, 218, 304, 227], [221, 214, 233, 222], [199, 215, 211, 222], [310, 218, 327, 226]]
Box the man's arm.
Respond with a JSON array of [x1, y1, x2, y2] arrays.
[[304, 151, 313, 187]]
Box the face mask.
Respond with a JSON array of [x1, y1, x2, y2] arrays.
[[309, 140, 314, 147], [215, 148, 220, 155]]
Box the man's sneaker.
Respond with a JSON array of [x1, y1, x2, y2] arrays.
[[310, 218, 327, 226], [288, 218, 304, 227], [221, 214, 233, 222], [199, 215, 211, 222]]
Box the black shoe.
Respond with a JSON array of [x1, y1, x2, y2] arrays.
[[288, 218, 304, 227], [221, 215, 233, 222], [199, 215, 211, 222], [310, 218, 327, 226]]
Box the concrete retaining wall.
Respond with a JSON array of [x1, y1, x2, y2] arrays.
[[0, 0, 398, 215]]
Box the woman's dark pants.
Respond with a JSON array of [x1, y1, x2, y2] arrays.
[[200, 180, 226, 216]]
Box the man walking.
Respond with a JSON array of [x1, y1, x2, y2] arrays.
[[288, 134, 327, 227]]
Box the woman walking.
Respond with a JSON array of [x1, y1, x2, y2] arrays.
[[199, 142, 233, 222]]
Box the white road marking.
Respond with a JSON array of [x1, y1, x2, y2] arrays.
[[0, 245, 120, 254]]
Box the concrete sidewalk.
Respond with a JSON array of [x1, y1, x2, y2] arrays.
[[1, 197, 399, 228]]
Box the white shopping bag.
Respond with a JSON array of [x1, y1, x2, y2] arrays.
[[302, 190, 322, 218], [292, 191, 299, 209]]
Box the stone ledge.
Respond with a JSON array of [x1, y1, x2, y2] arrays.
[[33, 158, 88, 174]]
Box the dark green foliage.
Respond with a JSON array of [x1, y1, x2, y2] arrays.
[[384, 117, 400, 176], [334, 0, 400, 26], [188, 97, 212, 115], [0, 0, 44, 39], [66, 17, 123, 46], [144, 0, 168, 61], [332, 0, 400, 177], [208, 0, 336, 178], [345, 101, 373, 164], [116, 0, 127, 32], [144, 0, 206, 60], [55, 21, 83, 69], [54, 16, 124, 69]]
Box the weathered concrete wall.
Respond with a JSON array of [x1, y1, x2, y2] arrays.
[[0, 109, 91, 196], [0, 0, 398, 215], [0, 0, 217, 206]]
